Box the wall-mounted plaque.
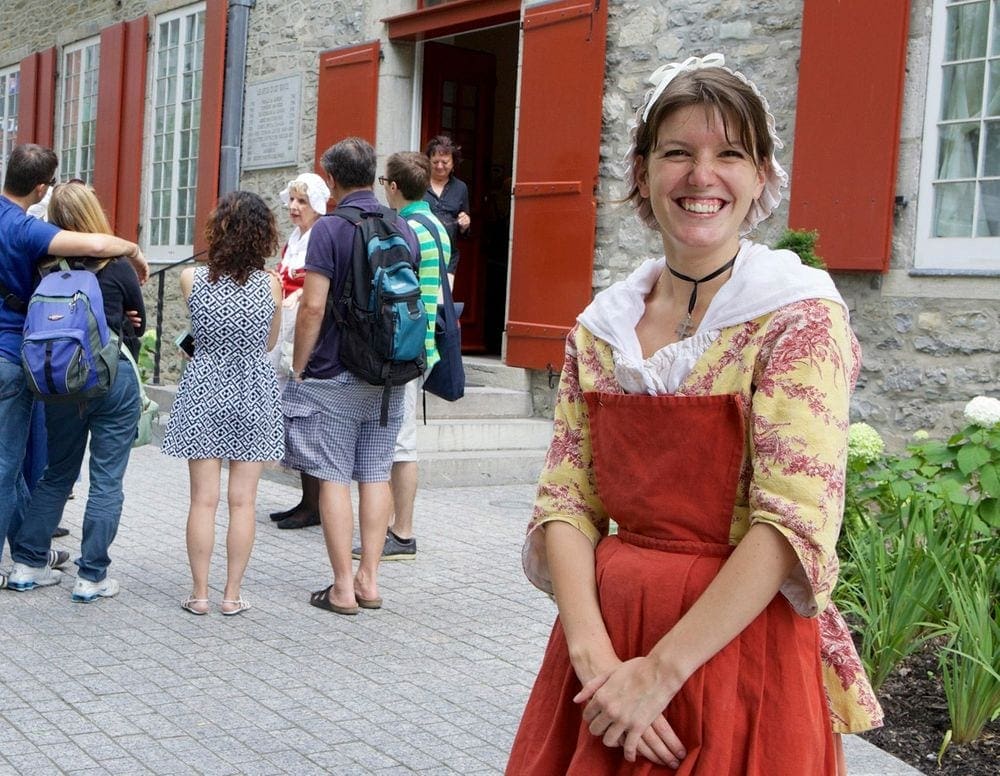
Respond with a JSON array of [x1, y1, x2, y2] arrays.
[[242, 74, 302, 170]]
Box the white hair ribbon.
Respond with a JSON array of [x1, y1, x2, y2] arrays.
[[641, 53, 727, 123]]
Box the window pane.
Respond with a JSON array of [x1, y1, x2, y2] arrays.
[[933, 181, 976, 236], [941, 62, 985, 120], [988, 59, 1000, 115], [993, 1, 1000, 56], [936, 122, 980, 178], [945, 2, 989, 60], [976, 180, 1000, 235], [984, 120, 1000, 175]]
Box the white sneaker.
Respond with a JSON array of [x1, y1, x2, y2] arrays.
[[7, 563, 63, 591], [72, 577, 119, 603]]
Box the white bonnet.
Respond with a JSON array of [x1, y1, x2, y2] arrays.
[[624, 53, 788, 235], [279, 172, 331, 215]]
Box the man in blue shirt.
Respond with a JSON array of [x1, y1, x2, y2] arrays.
[[284, 137, 420, 616], [0, 143, 148, 590]]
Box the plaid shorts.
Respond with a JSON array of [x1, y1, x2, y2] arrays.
[[282, 372, 403, 484]]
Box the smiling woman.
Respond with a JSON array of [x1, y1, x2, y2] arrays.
[[507, 54, 882, 776]]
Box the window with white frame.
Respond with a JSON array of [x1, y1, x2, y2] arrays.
[[0, 66, 18, 187], [916, 0, 1000, 270], [147, 3, 205, 260], [58, 37, 100, 185]]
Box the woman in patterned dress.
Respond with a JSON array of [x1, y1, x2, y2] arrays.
[[507, 55, 881, 775], [162, 191, 283, 616]]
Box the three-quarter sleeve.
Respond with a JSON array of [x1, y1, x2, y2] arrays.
[[748, 299, 858, 617], [521, 325, 611, 594]]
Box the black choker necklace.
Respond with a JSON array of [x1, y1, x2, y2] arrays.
[[666, 253, 738, 339]]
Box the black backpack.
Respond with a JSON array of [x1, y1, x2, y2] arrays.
[[329, 205, 426, 424]]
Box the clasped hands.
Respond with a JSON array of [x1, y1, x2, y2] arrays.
[[574, 655, 687, 768]]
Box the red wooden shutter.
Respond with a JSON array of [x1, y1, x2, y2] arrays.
[[314, 41, 380, 169], [94, 17, 148, 241], [789, 2, 910, 272], [505, 0, 607, 369], [193, 0, 228, 256], [16, 48, 57, 147]]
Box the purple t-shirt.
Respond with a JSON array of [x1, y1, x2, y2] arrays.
[[302, 190, 420, 379], [0, 195, 61, 362]]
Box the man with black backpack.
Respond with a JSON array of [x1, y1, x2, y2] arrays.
[[0, 144, 148, 590], [283, 137, 422, 615]]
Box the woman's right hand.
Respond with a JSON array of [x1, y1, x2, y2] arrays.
[[572, 648, 684, 768]]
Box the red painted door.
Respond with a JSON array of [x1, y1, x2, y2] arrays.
[[505, 0, 607, 370], [422, 41, 496, 353]]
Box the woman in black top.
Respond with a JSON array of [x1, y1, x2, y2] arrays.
[[423, 135, 470, 284]]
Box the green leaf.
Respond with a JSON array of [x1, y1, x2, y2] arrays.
[[919, 465, 941, 477], [922, 443, 958, 465], [890, 480, 913, 501], [957, 444, 991, 475], [979, 464, 1000, 499], [979, 498, 1000, 528]]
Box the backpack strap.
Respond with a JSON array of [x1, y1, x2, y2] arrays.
[[0, 279, 27, 314], [407, 212, 447, 273]]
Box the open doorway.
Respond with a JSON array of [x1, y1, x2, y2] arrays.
[[420, 23, 518, 355]]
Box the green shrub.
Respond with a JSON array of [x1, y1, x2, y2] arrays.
[[774, 228, 826, 269], [837, 398, 1000, 745]]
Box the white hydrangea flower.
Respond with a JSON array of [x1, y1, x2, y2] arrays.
[[847, 422, 885, 465], [963, 396, 1000, 428], [911, 429, 930, 441]]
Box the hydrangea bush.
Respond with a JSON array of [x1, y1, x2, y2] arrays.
[[837, 398, 1000, 748]]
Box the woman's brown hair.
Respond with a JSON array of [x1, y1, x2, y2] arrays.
[[204, 191, 279, 285], [46, 182, 114, 272]]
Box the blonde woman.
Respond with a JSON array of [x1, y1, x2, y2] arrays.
[[7, 182, 144, 602]]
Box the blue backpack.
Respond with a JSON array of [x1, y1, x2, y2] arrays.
[[21, 260, 120, 403], [329, 205, 426, 424]]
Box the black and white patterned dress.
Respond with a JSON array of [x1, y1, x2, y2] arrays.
[[162, 267, 284, 461]]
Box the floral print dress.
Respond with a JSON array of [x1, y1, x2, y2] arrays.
[[520, 295, 883, 735]]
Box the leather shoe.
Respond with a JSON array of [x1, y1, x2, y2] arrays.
[[269, 504, 301, 521], [276, 511, 321, 529]]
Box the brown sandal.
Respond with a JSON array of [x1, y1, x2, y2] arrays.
[[309, 585, 358, 615]]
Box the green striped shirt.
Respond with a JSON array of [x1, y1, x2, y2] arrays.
[[401, 201, 450, 373]]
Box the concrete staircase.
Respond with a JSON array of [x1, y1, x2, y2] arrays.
[[146, 355, 552, 489]]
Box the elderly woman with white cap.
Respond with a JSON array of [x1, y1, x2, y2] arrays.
[[268, 172, 329, 530], [507, 54, 881, 775]]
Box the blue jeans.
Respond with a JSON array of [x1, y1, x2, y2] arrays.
[[0, 355, 33, 554], [12, 359, 140, 581]]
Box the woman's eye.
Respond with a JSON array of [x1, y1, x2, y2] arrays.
[[721, 149, 747, 159], [662, 149, 688, 158]]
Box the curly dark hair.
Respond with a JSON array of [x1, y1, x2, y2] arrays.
[[204, 191, 279, 285]]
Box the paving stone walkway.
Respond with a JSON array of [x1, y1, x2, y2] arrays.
[[1, 445, 920, 774]]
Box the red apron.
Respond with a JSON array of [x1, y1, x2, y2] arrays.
[[507, 393, 835, 775]]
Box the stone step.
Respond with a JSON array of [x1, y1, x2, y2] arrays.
[[416, 417, 552, 452], [261, 448, 546, 490], [461, 355, 531, 391], [149, 381, 533, 420], [420, 385, 532, 419]]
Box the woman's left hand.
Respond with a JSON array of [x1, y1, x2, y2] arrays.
[[575, 656, 684, 764], [457, 210, 471, 231], [125, 309, 142, 330]]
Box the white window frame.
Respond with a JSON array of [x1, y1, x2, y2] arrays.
[[0, 65, 19, 187], [146, 2, 206, 262], [57, 36, 101, 185], [915, 0, 1000, 271]]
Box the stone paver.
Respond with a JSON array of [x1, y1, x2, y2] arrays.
[[1, 445, 921, 774]]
